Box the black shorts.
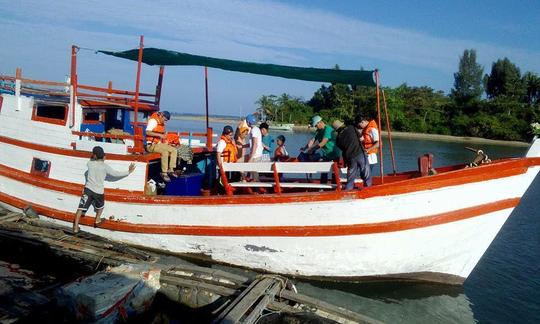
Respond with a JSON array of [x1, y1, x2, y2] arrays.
[[77, 188, 105, 212]]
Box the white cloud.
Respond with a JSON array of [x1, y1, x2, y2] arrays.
[[1, 0, 539, 113]]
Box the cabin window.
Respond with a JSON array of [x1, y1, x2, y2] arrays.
[[31, 158, 51, 178], [32, 103, 68, 126], [83, 111, 105, 124]]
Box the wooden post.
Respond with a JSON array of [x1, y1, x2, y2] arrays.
[[375, 70, 384, 184], [204, 66, 209, 130], [382, 89, 397, 175], [132, 35, 144, 153], [206, 127, 213, 151], [273, 163, 281, 194], [70, 46, 78, 126], [15, 68, 22, 111], [332, 162, 342, 192]]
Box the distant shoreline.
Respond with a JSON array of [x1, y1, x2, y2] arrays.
[[171, 115, 240, 123], [172, 115, 529, 147]]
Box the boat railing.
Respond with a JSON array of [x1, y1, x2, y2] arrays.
[[218, 160, 342, 195], [0, 70, 158, 109], [1, 70, 70, 97], [76, 83, 158, 108]]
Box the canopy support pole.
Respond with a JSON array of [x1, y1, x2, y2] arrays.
[[382, 89, 397, 175], [70, 46, 78, 128], [132, 35, 144, 154], [205, 67, 213, 151], [375, 70, 384, 184], [204, 67, 209, 130], [155, 66, 165, 109]]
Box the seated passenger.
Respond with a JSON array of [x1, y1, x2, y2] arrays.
[[274, 135, 290, 162], [145, 110, 177, 182]]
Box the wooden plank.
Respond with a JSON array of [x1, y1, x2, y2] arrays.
[[165, 266, 249, 287], [275, 162, 334, 173], [160, 275, 237, 297], [213, 277, 274, 323], [279, 183, 334, 189], [222, 162, 275, 173], [229, 182, 274, 188], [242, 280, 283, 324]]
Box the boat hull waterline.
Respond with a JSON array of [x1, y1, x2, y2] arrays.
[[1, 162, 538, 284]]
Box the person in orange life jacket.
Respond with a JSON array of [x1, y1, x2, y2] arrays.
[[217, 125, 238, 165], [145, 110, 177, 182], [73, 146, 135, 234], [355, 115, 380, 173], [273, 135, 290, 162], [217, 125, 242, 185]]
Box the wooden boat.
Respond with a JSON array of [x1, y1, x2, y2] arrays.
[[268, 123, 294, 132], [1, 38, 539, 285]]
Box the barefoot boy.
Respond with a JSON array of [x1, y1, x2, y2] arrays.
[[73, 146, 135, 233]]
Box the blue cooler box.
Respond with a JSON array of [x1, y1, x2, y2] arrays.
[[164, 173, 203, 196]]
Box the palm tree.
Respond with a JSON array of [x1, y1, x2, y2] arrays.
[[255, 95, 277, 121]]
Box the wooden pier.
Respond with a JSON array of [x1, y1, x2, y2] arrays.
[[0, 206, 381, 323]]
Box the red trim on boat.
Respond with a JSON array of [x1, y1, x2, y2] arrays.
[[0, 157, 539, 204], [0, 134, 159, 162], [0, 190, 520, 236]]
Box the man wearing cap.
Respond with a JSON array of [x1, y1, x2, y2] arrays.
[[333, 120, 371, 190], [355, 115, 379, 173], [73, 146, 135, 233], [146, 110, 177, 182], [299, 115, 340, 163]]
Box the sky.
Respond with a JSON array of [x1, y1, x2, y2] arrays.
[[1, 0, 539, 116]]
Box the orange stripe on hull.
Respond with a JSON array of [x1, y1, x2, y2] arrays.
[[0, 191, 520, 237], [0, 157, 538, 205]]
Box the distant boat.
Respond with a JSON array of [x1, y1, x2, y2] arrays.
[[268, 123, 294, 132]]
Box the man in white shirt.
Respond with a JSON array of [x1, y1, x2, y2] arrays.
[[245, 114, 263, 183], [246, 114, 263, 162]]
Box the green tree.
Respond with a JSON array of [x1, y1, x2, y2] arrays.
[[451, 49, 484, 104], [523, 72, 540, 106], [255, 95, 277, 121], [485, 58, 525, 99]]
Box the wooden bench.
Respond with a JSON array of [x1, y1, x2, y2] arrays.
[[219, 160, 341, 195], [220, 162, 275, 189]]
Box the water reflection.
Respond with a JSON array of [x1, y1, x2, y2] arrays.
[[295, 280, 475, 323]]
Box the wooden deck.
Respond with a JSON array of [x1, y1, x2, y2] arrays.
[[0, 206, 381, 323]]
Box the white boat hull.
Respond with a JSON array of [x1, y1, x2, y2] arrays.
[[1, 163, 538, 284]]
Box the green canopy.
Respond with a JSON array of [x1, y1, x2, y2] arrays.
[[99, 48, 375, 86]]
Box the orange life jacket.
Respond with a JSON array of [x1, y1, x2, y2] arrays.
[[146, 112, 166, 144], [166, 132, 180, 146], [220, 135, 238, 163], [362, 120, 379, 154]]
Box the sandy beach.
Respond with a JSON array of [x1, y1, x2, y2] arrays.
[[172, 115, 529, 147]]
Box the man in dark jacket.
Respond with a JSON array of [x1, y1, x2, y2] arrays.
[[332, 120, 371, 190]]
